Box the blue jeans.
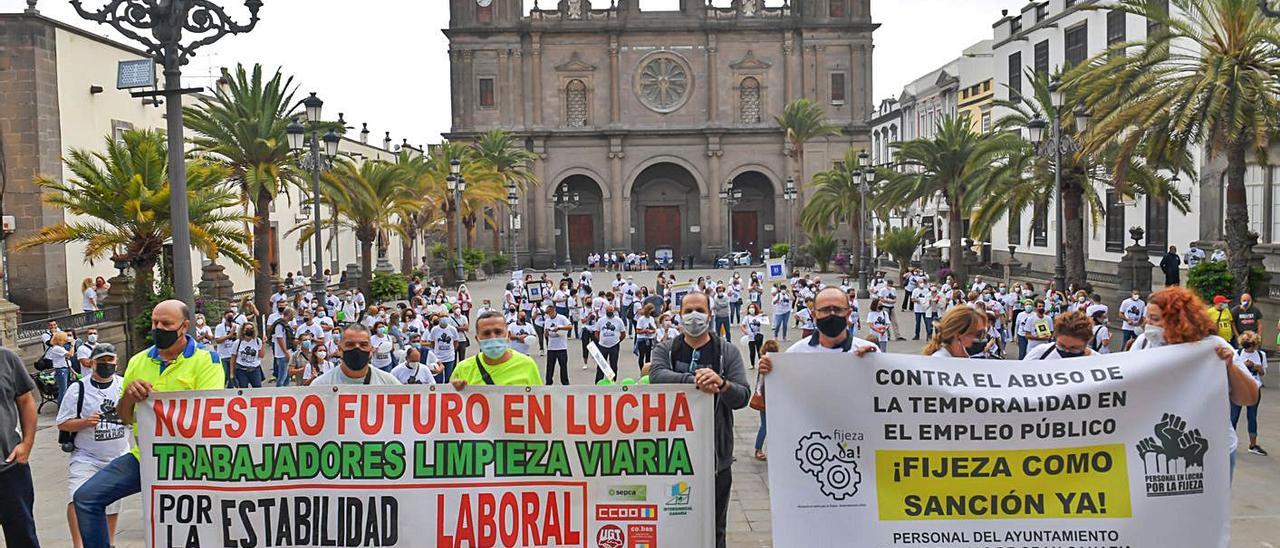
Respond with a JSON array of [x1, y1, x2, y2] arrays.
[[755, 410, 767, 451], [437, 360, 456, 384], [1121, 329, 1138, 348], [773, 312, 790, 339], [730, 302, 742, 324], [1231, 392, 1261, 438], [273, 357, 290, 387], [234, 367, 263, 388], [74, 453, 140, 547], [54, 367, 70, 406], [1017, 335, 1029, 359], [0, 463, 39, 547]]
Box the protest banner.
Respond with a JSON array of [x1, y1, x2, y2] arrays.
[[765, 258, 787, 282], [766, 342, 1231, 548], [137, 385, 714, 547]]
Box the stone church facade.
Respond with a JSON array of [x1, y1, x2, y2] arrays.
[[445, 0, 874, 268]]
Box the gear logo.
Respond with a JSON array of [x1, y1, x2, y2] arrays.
[[795, 432, 862, 500]]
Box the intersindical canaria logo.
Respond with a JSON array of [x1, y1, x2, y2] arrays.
[[795, 431, 862, 501]]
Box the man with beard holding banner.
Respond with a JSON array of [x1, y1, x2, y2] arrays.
[[650, 291, 749, 548]]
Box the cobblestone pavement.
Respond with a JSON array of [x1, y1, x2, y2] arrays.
[[23, 267, 1280, 547]]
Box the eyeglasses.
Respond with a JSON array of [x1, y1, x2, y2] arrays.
[[815, 306, 851, 316]]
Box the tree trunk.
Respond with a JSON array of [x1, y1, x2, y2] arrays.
[[1062, 179, 1087, 289], [851, 214, 864, 278], [132, 258, 157, 346], [444, 206, 457, 257], [359, 238, 374, 299], [1224, 142, 1253, 298], [948, 198, 966, 284], [252, 188, 274, 320], [491, 202, 502, 256], [400, 232, 413, 275]]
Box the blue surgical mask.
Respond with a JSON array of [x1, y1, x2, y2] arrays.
[[479, 337, 509, 360]]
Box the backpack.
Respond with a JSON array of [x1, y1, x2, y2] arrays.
[[271, 318, 295, 348], [58, 380, 87, 452]]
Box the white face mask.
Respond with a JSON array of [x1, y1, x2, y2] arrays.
[[1144, 325, 1165, 346]]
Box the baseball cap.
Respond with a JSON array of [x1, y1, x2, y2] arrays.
[[89, 342, 118, 360], [1212, 295, 1230, 305]]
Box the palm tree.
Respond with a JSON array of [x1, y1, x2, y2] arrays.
[[1069, 0, 1280, 296], [878, 227, 926, 283], [877, 114, 1022, 283], [291, 158, 419, 296], [776, 98, 842, 228], [17, 130, 253, 331], [416, 143, 506, 258], [981, 70, 1194, 287], [801, 148, 878, 274], [184, 63, 302, 316], [471, 129, 539, 254], [392, 150, 442, 274], [806, 233, 838, 272]]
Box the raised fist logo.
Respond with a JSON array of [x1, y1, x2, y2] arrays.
[[1136, 413, 1210, 475], [795, 432, 861, 501]]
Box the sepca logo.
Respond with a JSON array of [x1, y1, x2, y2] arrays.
[[606, 485, 648, 501]]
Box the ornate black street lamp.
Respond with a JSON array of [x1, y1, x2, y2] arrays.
[[285, 93, 340, 295], [70, 0, 264, 309], [448, 159, 467, 282], [719, 180, 743, 255], [1025, 75, 1089, 293], [507, 182, 520, 268], [554, 184, 581, 270]]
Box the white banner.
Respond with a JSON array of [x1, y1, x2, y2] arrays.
[[137, 385, 714, 548], [767, 342, 1231, 548]]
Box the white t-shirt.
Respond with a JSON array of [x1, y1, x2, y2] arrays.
[[75, 343, 96, 377], [866, 311, 891, 342], [1091, 325, 1112, 354], [594, 315, 627, 348], [82, 288, 98, 311], [541, 315, 571, 351], [743, 315, 765, 337], [877, 287, 898, 306], [56, 377, 130, 466], [785, 334, 876, 353], [391, 360, 438, 385], [44, 345, 71, 370], [795, 308, 815, 330], [430, 325, 458, 362], [1119, 298, 1145, 332], [509, 322, 537, 354], [232, 338, 263, 369], [1018, 313, 1054, 340], [634, 315, 657, 340], [214, 322, 239, 359], [1022, 343, 1091, 361]]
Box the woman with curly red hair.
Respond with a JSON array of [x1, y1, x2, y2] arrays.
[[1131, 286, 1261, 478]]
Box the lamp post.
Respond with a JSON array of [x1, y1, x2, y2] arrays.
[[554, 184, 581, 270], [507, 182, 520, 268], [286, 93, 340, 295], [1025, 76, 1087, 293], [447, 159, 468, 283], [857, 151, 873, 299], [71, 0, 263, 309], [719, 180, 743, 255], [783, 176, 797, 249]]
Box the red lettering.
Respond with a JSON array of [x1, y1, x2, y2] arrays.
[[543, 491, 562, 545], [562, 490, 581, 544], [528, 394, 551, 435], [436, 494, 453, 548], [521, 492, 540, 545], [224, 398, 247, 438], [360, 394, 385, 435], [499, 492, 519, 546], [174, 400, 198, 438], [465, 394, 489, 433], [337, 394, 357, 435], [298, 395, 323, 436], [153, 400, 174, 436], [385, 393, 410, 435], [200, 397, 224, 438], [642, 393, 667, 432], [589, 394, 611, 436], [413, 393, 435, 434], [456, 493, 476, 545], [565, 395, 585, 435], [615, 393, 638, 434], [273, 397, 298, 437], [441, 393, 464, 433], [478, 493, 497, 546], [669, 392, 694, 432], [248, 397, 271, 437], [503, 395, 522, 434]]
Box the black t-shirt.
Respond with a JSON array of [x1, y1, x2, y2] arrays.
[[669, 337, 721, 375], [1234, 305, 1263, 335], [0, 348, 35, 473]]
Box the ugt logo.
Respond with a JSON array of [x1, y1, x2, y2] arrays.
[[1136, 413, 1208, 497], [795, 432, 861, 501]]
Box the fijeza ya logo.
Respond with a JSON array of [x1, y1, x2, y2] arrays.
[[1136, 413, 1207, 497], [796, 431, 862, 501]]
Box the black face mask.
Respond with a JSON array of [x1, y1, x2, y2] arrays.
[[1056, 346, 1086, 359], [342, 348, 371, 371], [94, 361, 116, 378], [152, 327, 182, 349], [816, 315, 848, 338], [966, 338, 988, 357]]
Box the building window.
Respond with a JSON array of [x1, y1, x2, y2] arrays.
[[981, 112, 991, 133], [1146, 196, 1169, 252], [1065, 23, 1088, 68], [829, 0, 846, 18], [1008, 208, 1022, 246], [1008, 52, 1023, 101], [1033, 201, 1048, 247], [1147, 0, 1169, 35], [1036, 4, 1047, 22], [1011, 17, 1022, 34], [478, 77, 495, 108], [566, 79, 588, 127], [1066, 0, 1077, 7], [111, 120, 134, 143], [739, 76, 761, 124], [1107, 10, 1127, 45], [1244, 165, 1266, 236], [1105, 190, 1125, 253], [830, 72, 847, 105], [1034, 40, 1050, 75]]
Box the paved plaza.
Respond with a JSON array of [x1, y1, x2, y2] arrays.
[[21, 267, 1280, 547]]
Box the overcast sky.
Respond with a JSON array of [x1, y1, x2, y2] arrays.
[[3, 0, 1015, 146]]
